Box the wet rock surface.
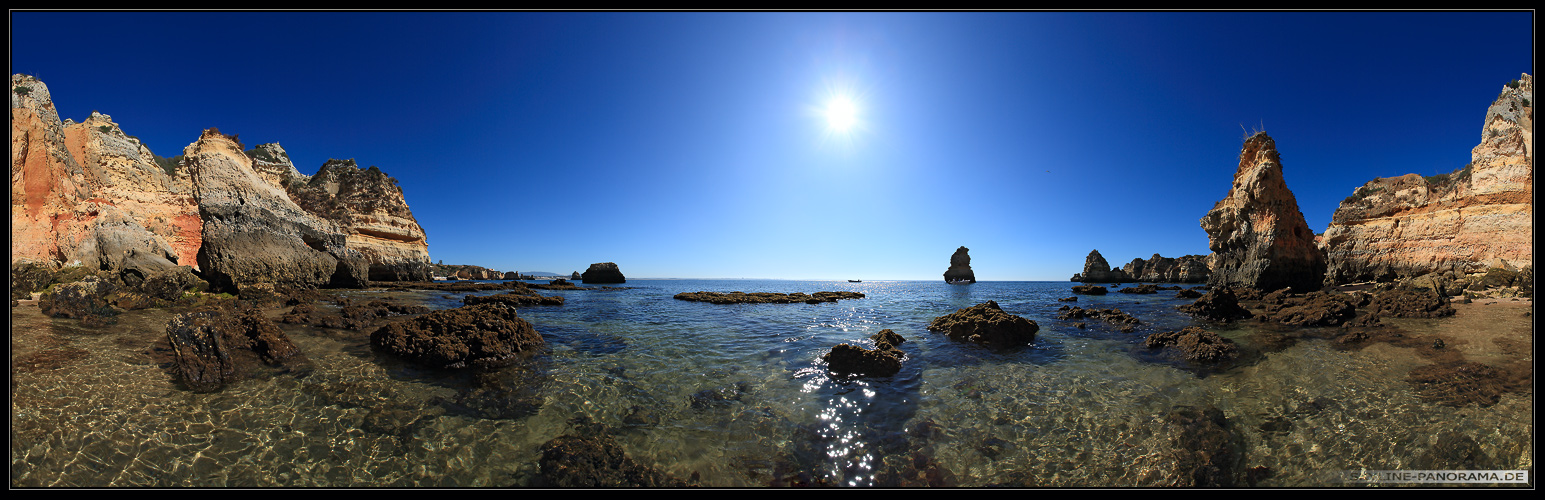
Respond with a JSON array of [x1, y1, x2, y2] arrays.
[[927, 301, 1039, 348], [1070, 285, 1108, 295], [463, 289, 566, 307], [1177, 288, 1253, 322], [38, 274, 121, 325], [164, 305, 309, 393], [1253, 290, 1359, 327], [1364, 286, 1456, 319], [1118, 284, 1161, 294], [1056, 305, 1141, 332], [674, 291, 865, 304], [823, 329, 907, 377], [1144, 326, 1240, 364], [369, 303, 544, 369], [1161, 406, 1244, 487]]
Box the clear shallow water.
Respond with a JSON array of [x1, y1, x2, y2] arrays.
[[10, 280, 1534, 487]]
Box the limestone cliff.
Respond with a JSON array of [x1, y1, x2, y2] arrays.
[[11, 75, 185, 282], [1322, 73, 1534, 283], [63, 112, 202, 270], [1200, 132, 1326, 292], [284, 158, 431, 281], [943, 246, 976, 283], [1121, 254, 1209, 283], [185, 128, 368, 293]]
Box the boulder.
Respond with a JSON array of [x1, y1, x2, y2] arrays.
[[370, 303, 544, 369], [1200, 132, 1326, 292], [1071, 285, 1108, 295], [926, 301, 1038, 347], [165, 305, 306, 393], [1177, 288, 1254, 322], [581, 262, 626, 284], [1144, 326, 1240, 364], [1254, 291, 1359, 327], [943, 246, 976, 283], [824, 329, 907, 377], [38, 274, 119, 322]]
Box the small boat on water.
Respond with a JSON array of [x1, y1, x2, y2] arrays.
[[849, 280, 861, 283]]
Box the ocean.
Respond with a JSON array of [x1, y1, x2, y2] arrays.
[[9, 279, 1534, 487]]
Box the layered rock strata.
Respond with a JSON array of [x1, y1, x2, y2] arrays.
[[1321, 74, 1533, 283], [943, 246, 976, 283], [581, 262, 626, 283], [1200, 132, 1326, 292], [185, 128, 369, 293], [284, 158, 431, 281]]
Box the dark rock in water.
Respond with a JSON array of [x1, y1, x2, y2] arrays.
[[1177, 288, 1253, 322], [871, 329, 906, 350], [1254, 291, 1358, 327], [537, 432, 694, 487], [39, 275, 119, 322], [1162, 406, 1243, 487], [1405, 361, 1532, 408], [1200, 132, 1326, 292], [1056, 305, 1141, 328], [1057, 296, 1078, 302], [689, 381, 751, 410], [1071, 285, 1107, 295], [1144, 326, 1239, 364], [824, 343, 903, 377], [463, 289, 565, 307], [873, 451, 960, 487], [927, 301, 1038, 348], [165, 305, 307, 392], [581, 262, 626, 284], [674, 291, 864, 304], [1364, 287, 1456, 319], [1176, 288, 1204, 299], [445, 364, 548, 420], [943, 246, 977, 283], [1409, 431, 1503, 471], [1118, 284, 1160, 294], [369, 303, 544, 370]]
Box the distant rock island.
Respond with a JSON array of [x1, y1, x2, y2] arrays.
[[943, 246, 976, 283], [582, 262, 626, 284], [1071, 250, 1206, 284]]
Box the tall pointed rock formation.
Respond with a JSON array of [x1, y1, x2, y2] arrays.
[[1200, 132, 1325, 292]]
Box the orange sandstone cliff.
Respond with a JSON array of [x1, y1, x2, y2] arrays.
[[1321, 73, 1533, 283]]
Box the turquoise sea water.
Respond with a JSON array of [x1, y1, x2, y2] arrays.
[[9, 279, 1534, 487]]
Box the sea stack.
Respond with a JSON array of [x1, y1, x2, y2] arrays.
[[1072, 249, 1129, 283], [582, 262, 626, 284], [1321, 73, 1534, 283], [943, 246, 976, 283], [1200, 132, 1326, 292]]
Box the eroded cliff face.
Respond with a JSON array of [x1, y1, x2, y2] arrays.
[[1201, 132, 1326, 292], [1072, 249, 1127, 283], [1322, 73, 1534, 283], [12, 76, 185, 281], [63, 112, 201, 270], [1122, 254, 1209, 283], [284, 158, 431, 281], [185, 129, 368, 293]]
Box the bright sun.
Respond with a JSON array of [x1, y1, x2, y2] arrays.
[[824, 96, 859, 133]]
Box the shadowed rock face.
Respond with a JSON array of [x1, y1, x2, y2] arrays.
[[1322, 74, 1533, 284], [581, 262, 626, 283], [1122, 254, 1210, 283], [1072, 249, 1129, 283], [943, 246, 977, 283], [1201, 132, 1326, 292], [185, 129, 369, 293]]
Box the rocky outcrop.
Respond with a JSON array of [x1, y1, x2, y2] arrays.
[[1201, 132, 1326, 292], [1071, 249, 1130, 283], [824, 329, 906, 377], [570, 271, 582, 281], [1121, 254, 1210, 283], [244, 143, 303, 189], [1071, 285, 1108, 295], [370, 303, 544, 370], [1322, 74, 1533, 283], [1177, 288, 1254, 322], [1144, 326, 1240, 364], [186, 128, 369, 293], [927, 301, 1038, 347], [581, 262, 626, 283], [285, 158, 431, 281], [165, 305, 307, 393], [943, 246, 976, 283]]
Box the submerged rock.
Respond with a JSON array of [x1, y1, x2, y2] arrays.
[[1161, 406, 1243, 487], [581, 262, 626, 284], [943, 246, 977, 283], [1071, 285, 1108, 295], [1056, 305, 1142, 332], [1144, 326, 1239, 364], [369, 303, 544, 369], [927, 301, 1038, 347], [1254, 291, 1359, 327], [165, 305, 307, 393], [1405, 361, 1532, 408], [1118, 284, 1161, 294], [537, 431, 694, 487]]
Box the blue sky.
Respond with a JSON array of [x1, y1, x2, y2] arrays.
[[10, 11, 1534, 280]]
